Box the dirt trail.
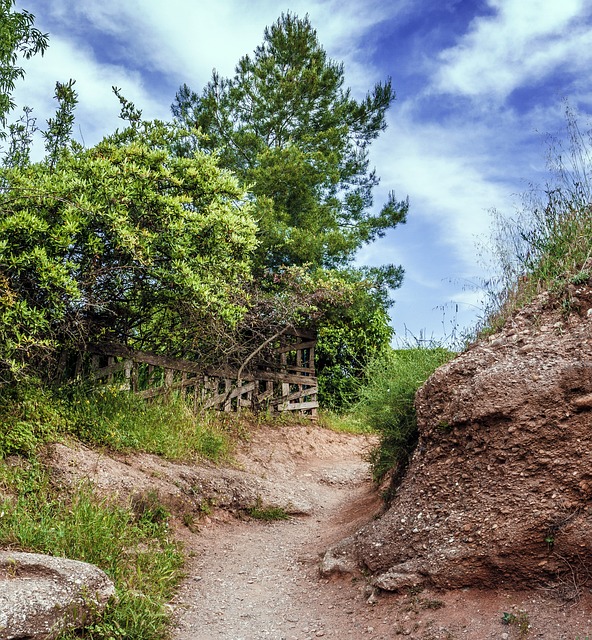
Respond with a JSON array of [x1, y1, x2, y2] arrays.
[[171, 425, 383, 639], [169, 424, 592, 640]]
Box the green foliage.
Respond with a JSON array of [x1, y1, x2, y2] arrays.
[[0, 0, 48, 131], [0, 382, 68, 456], [502, 610, 530, 638], [0, 100, 258, 380], [43, 79, 79, 167], [0, 472, 183, 640], [173, 14, 406, 405], [355, 347, 453, 483], [172, 11, 407, 272], [315, 267, 398, 409], [66, 386, 231, 462]]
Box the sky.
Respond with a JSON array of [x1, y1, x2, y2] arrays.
[[11, 0, 592, 345]]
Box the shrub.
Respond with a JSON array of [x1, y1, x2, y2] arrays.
[[355, 347, 452, 483], [0, 382, 69, 457]]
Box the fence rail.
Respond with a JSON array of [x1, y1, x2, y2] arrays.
[[84, 335, 318, 418]]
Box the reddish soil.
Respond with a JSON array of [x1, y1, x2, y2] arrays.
[[168, 422, 592, 640]]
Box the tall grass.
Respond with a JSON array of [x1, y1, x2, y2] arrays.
[[66, 386, 231, 461], [355, 347, 452, 483], [0, 463, 183, 639], [0, 381, 233, 462], [478, 106, 592, 336]]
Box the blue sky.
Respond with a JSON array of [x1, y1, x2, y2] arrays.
[[11, 0, 592, 344]]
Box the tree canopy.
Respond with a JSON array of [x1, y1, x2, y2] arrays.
[[171, 12, 408, 407], [172, 12, 407, 274], [1, 10, 408, 410], [0, 86, 258, 380]]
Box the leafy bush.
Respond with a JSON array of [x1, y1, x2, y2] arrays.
[[355, 347, 453, 483], [0, 105, 258, 382], [0, 382, 68, 456]]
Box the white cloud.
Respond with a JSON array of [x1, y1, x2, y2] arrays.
[[21, 0, 396, 96], [371, 107, 519, 270], [434, 0, 592, 100], [10, 36, 168, 155]]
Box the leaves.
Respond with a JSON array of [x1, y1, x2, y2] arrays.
[[0, 0, 48, 130], [0, 119, 258, 379]]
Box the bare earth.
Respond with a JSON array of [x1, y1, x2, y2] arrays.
[[168, 423, 592, 640]]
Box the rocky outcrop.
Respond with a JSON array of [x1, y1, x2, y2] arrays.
[[0, 551, 115, 639], [323, 285, 592, 595]]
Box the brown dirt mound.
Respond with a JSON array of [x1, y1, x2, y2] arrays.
[[321, 286, 592, 613]]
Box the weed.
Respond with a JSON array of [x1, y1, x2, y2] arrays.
[[355, 347, 453, 483], [66, 386, 231, 462], [570, 270, 591, 285], [0, 382, 69, 457], [247, 497, 290, 521], [437, 420, 452, 433], [475, 107, 592, 337], [502, 610, 530, 638], [401, 586, 444, 615], [131, 491, 170, 534], [316, 410, 374, 434]]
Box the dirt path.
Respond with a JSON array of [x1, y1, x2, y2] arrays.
[[171, 425, 384, 639], [169, 424, 592, 640]]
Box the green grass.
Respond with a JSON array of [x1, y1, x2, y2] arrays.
[[0, 463, 183, 639], [246, 497, 290, 521], [66, 386, 231, 462], [478, 204, 592, 339], [0, 381, 233, 463], [0, 381, 241, 637], [354, 347, 453, 483], [316, 409, 375, 434]]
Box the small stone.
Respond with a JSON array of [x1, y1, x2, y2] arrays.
[[501, 633, 509, 640]]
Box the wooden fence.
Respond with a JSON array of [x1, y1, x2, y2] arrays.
[[83, 330, 318, 417]]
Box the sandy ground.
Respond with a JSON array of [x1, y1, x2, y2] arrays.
[[168, 423, 592, 640]]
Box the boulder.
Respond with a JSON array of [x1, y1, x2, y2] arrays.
[[323, 285, 592, 596], [0, 551, 115, 640]]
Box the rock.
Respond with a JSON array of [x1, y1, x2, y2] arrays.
[[0, 551, 115, 640], [323, 286, 592, 593]]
